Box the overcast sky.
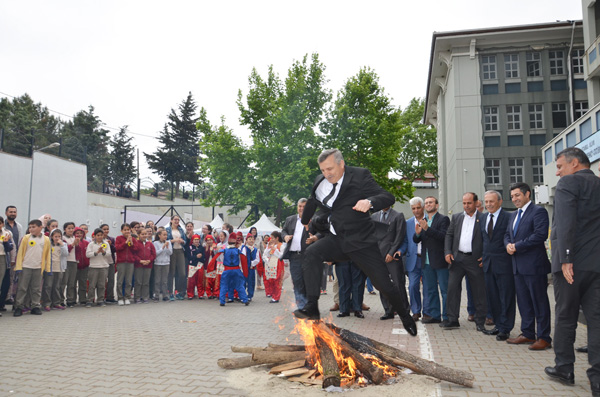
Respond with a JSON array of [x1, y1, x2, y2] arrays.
[[0, 0, 581, 185]]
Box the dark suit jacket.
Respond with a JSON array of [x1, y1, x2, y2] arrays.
[[280, 213, 310, 259], [302, 166, 394, 253], [504, 203, 550, 275], [444, 212, 484, 264], [371, 209, 406, 259], [551, 168, 600, 274], [481, 209, 513, 274], [413, 212, 450, 270]]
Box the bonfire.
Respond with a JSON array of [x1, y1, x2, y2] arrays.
[[218, 319, 474, 389]]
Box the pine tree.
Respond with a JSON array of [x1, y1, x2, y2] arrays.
[[108, 126, 137, 195]]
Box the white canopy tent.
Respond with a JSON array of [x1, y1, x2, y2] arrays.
[[239, 214, 281, 236]]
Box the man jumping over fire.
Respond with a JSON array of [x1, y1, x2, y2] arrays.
[[294, 149, 417, 337]]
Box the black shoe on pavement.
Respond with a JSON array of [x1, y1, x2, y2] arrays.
[[591, 382, 600, 397], [13, 308, 22, 317], [476, 324, 486, 332], [440, 321, 460, 330], [400, 315, 418, 336], [337, 312, 350, 318], [544, 366, 574, 385], [30, 307, 42, 315], [0, 306, 6, 312], [483, 327, 500, 335], [422, 316, 441, 324], [496, 333, 510, 341], [576, 345, 588, 353], [380, 313, 394, 320], [354, 311, 364, 319]]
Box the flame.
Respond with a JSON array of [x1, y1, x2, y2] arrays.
[[291, 319, 399, 386]]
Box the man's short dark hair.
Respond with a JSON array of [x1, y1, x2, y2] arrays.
[[463, 192, 478, 202], [5, 205, 16, 213], [29, 219, 42, 227], [425, 196, 439, 204], [510, 182, 531, 196], [556, 147, 591, 167]]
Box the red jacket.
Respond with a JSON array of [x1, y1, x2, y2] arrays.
[[135, 240, 156, 268], [115, 235, 140, 264], [73, 228, 90, 269]]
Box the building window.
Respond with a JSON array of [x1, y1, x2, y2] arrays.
[[486, 159, 501, 185], [504, 54, 519, 78], [528, 104, 544, 129], [552, 103, 568, 128], [572, 49, 584, 74], [508, 135, 523, 146], [507, 105, 521, 130], [555, 139, 564, 154], [482, 55, 497, 80], [532, 157, 544, 184], [508, 158, 524, 183], [566, 130, 576, 147], [581, 118, 592, 140], [530, 134, 547, 146], [483, 106, 499, 131], [549, 51, 564, 75], [575, 101, 589, 120], [544, 148, 553, 165], [484, 136, 501, 147], [526, 52, 541, 76]]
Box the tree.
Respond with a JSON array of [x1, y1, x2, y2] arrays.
[[145, 92, 200, 195], [235, 53, 332, 224], [396, 98, 438, 181], [321, 67, 414, 202], [108, 126, 137, 194]]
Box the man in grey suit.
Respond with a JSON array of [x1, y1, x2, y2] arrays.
[[281, 198, 311, 310], [544, 148, 600, 395], [372, 206, 407, 320], [443, 192, 487, 331]]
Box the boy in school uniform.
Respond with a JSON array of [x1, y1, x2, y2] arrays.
[[14, 219, 51, 316]]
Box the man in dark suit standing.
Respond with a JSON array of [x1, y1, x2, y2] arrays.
[[372, 206, 407, 320], [443, 192, 487, 331], [504, 182, 552, 351], [480, 190, 516, 341], [281, 198, 311, 310], [544, 148, 600, 394], [294, 149, 417, 336], [414, 196, 450, 324]]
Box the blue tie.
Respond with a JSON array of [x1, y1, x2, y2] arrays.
[[513, 209, 523, 235]]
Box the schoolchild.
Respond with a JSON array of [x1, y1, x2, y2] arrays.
[[115, 223, 139, 306], [186, 234, 205, 299], [153, 229, 172, 301], [203, 235, 218, 299], [207, 232, 249, 306], [62, 222, 78, 307], [42, 228, 68, 310], [0, 217, 15, 316], [73, 227, 90, 305], [134, 228, 156, 303], [86, 228, 110, 307]]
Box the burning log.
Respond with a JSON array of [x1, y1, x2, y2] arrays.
[[314, 334, 341, 388], [313, 322, 384, 385], [327, 324, 475, 388], [252, 350, 307, 365]]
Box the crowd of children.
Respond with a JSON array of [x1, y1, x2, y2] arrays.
[[0, 213, 288, 317]]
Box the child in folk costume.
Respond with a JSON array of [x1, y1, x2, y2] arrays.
[[262, 231, 285, 303], [207, 232, 249, 306], [240, 233, 262, 302], [186, 234, 205, 299], [212, 230, 228, 299], [42, 229, 68, 310], [203, 235, 218, 299]]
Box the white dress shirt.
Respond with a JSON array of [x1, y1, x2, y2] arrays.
[[315, 174, 345, 235], [290, 215, 303, 252], [486, 208, 501, 231], [513, 200, 532, 229], [458, 211, 477, 253]]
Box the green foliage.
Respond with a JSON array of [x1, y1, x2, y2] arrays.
[[145, 92, 201, 194], [396, 98, 438, 181], [321, 67, 414, 202], [108, 126, 137, 190]]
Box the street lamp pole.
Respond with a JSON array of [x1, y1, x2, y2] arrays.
[[27, 142, 60, 223]]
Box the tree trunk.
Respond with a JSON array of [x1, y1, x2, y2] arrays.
[[251, 350, 307, 365], [327, 323, 475, 388], [217, 356, 256, 369], [314, 334, 341, 388]]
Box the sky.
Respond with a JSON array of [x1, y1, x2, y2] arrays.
[[0, 0, 582, 186]]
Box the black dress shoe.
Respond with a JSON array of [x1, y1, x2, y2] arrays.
[[294, 308, 321, 320], [440, 321, 460, 330], [422, 316, 441, 324], [30, 307, 42, 315], [380, 313, 394, 320], [400, 315, 418, 336], [496, 332, 510, 341], [337, 312, 350, 318], [476, 324, 486, 332], [483, 327, 500, 335], [544, 366, 574, 385], [591, 382, 600, 397], [354, 311, 364, 319], [438, 319, 449, 327], [576, 345, 588, 353], [13, 308, 22, 317]]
